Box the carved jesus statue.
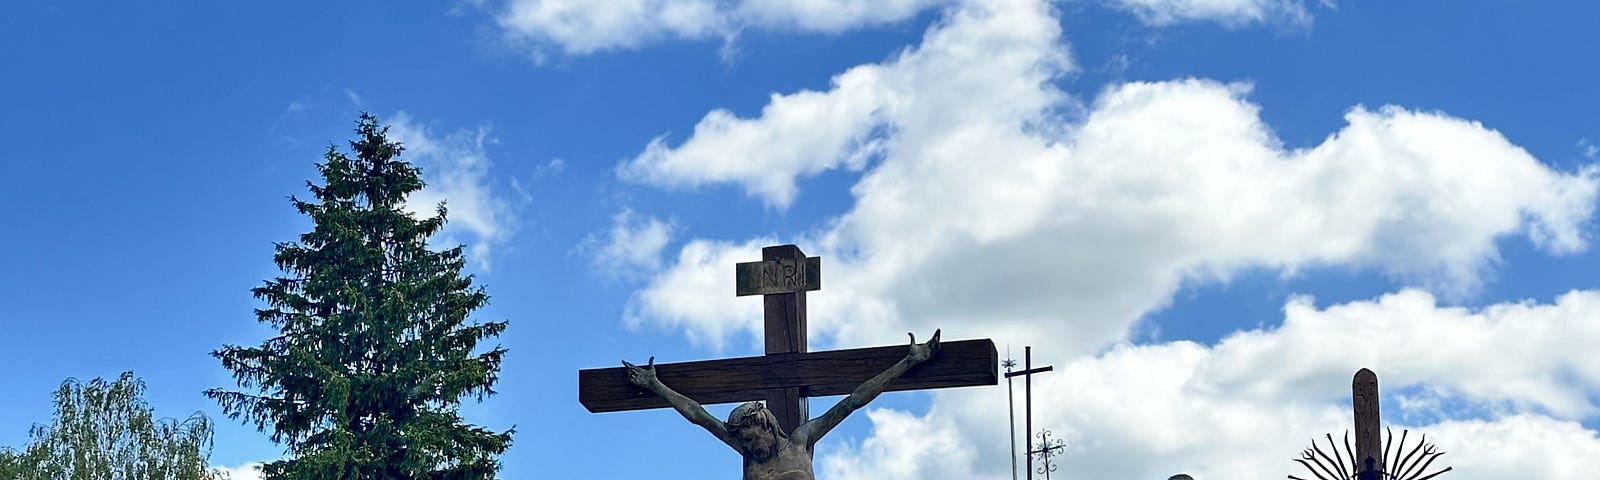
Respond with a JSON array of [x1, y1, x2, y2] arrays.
[[623, 329, 942, 480]]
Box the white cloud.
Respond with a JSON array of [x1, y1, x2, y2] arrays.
[[618, 68, 890, 208], [818, 408, 982, 480], [218, 462, 263, 480], [389, 112, 518, 271], [621, 0, 1069, 211], [620, 0, 1597, 352], [1423, 415, 1600, 479], [488, 0, 1322, 58], [495, 0, 725, 56], [734, 0, 955, 33], [610, 0, 1600, 477], [584, 209, 675, 280], [492, 0, 957, 57], [820, 290, 1600, 479], [622, 238, 772, 350], [1108, 0, 1316, 27]]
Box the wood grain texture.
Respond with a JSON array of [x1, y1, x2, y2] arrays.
[[760, 245, 810, 433], [735, 256, 822, 296], [1352, 368, 1382, 472], [579, 339, 999, 413]]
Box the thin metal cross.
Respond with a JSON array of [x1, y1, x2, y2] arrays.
[[1031, 430, 1067, 480], [1004, 346, 1053, 479]]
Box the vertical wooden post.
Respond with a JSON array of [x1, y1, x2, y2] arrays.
[[1352, 368, 1382, 474], [762, 244, 809, 434]]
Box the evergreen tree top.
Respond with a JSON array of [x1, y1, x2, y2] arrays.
[[207, 113, 512, 480]]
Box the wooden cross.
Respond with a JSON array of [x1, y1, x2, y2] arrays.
[[579, 244, 999, 435]]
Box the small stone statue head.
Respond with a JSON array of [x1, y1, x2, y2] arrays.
[[727, 401, 782, 459]]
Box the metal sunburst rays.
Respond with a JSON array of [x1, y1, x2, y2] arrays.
[[1289, 428, 1454, 480]]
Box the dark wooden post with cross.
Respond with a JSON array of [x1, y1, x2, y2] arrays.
[[1289, 368, 1453, 480], [578, 244, 999, 437], [1352, 368, 1382, 476], [746, 244, 814, 432]]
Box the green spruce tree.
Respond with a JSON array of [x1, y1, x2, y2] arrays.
[[208, 113, 512, 480]]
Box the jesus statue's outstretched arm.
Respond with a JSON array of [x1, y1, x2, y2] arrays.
[[623, 357, 742, 452], [790, 329, 942, 449]]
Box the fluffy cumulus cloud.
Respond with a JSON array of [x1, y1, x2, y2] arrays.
[[610, 0, 1600, 476], [820, 290, 1600, 479], [623, 237, 772, 349], [618, 68, 890, 208], [620, 0, 1597, 352], [818, 408, 984, 480], [584, 208, 676, 280], [389, 113, 518, 270]]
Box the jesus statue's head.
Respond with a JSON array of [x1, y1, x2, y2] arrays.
[[727, 401, 783, 460]]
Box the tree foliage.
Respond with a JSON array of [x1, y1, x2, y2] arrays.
[[206, 113, 512, 479], [0, 372, 224, 480]]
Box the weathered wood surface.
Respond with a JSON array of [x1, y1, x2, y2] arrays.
[[1352, 368, 1382, 472], [735, 256, 821, 296], [579, 339, 998, 413], [760, 244, 810, 433]]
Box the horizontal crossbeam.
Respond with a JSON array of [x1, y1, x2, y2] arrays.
[[579, 339, 998, 413], [1005, 365, 1052, 378]]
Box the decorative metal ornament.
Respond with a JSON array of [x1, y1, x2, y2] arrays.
[[1290, 428, 1453, 480], [1030, 430, 1067, 480], [1289, 369, 1452, 480]]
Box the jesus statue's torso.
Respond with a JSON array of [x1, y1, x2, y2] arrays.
[[742, 439, 814, 480]]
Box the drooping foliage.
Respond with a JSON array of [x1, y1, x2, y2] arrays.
[[0, 372, 224, 480], [207, 113, 511, 479]]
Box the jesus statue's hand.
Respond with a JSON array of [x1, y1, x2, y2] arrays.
[[622, 356, 658, 389], [906, 329, 941, 364]]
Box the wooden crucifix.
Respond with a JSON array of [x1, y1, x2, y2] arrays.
[[1290, 368, 1453, 480], [578, 244, 998, 480]]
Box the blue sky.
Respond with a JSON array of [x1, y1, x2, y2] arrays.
[[2, 1, 1598, 478]]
